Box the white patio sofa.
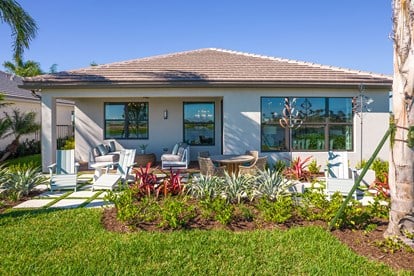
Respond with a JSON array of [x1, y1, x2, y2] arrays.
[[161, 143, 190, 170], [88, 141, 121, 169]]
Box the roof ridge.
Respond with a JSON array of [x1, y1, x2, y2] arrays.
[[207, 48, 392, 79], [71, 48, 216, 72]]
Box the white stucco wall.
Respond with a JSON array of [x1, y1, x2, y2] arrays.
[[40, 87, 390, 171], [0, 97, 73, 151]]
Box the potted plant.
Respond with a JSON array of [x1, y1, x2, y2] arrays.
[[139, 144, 148, 154]]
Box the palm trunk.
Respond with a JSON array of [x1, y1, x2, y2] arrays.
[[385, 0, 414, 241]]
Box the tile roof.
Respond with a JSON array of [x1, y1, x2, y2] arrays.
[[0, 71, 39, 100], [22, 48, 392, 89]]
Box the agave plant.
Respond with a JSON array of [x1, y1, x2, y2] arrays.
[[2, 164, 46, 200], [223, 171, 255, 204], [255, 168, 295, 201], [186, 174, 224, 200]]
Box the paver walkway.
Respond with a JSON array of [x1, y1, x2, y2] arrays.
[[13, 174, 115, 210]]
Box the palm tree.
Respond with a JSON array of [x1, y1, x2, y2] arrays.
[[3, 58, 43, 77], [385, 0, 414, 243], [0, 109, 40, 161], [0, 0, 37, 60]]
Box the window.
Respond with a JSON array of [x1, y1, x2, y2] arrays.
[[261, 97, 353, 151], [183, 102, 215, 146], [104, 102, 148, 139]]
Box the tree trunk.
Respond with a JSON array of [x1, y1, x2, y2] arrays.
[[385, 0, 414, 242]]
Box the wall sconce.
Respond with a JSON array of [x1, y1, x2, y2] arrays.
[[163, 109, 168, 120]]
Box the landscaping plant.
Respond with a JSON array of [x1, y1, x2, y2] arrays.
[[0, 163, 45, 200], [255, 168, 294, 201], [284, 156, 312, 181], [257, 196, 293, 223], [223, 171, 255, 204], [133, 162, 158, 197], [186, 174, 224, 200]]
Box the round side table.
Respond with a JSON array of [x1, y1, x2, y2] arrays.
[[134, 153, 156, 167]]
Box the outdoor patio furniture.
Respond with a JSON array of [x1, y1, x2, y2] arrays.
[[210, 154, 255, 175], [325, 151, 362, 199], [48, 149, 79, 192], [88, 140, 120, 169], [161, 143, 190, 170], [198, 157, 226, 177], [92, 149, 136, 191], [239, 156, 268, 175]]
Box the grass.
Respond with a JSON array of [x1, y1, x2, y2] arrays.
[[0, 208, 406, 275], [4, 154, 41, 167]]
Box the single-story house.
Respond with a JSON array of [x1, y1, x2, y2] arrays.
[[21, 48, 392, 172], [0, 70, 74, 151]]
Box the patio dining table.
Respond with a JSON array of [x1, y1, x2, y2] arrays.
[[210, 154, 255, 175]]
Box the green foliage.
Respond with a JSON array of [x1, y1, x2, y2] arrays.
[[0, 163, 45, 200], [3, 59, 43, 77], [4, 154, 41, 167], [371, 158, 389, 183], [235, 204, 255, 222], [15, 138, 41, 157], [307, 159, 321, 174], [255, 168, 294, 200], [257, 197, 293, 223], [159, 196, 196, 229], [375, 237, 414, 254], [105, 189, 138, 223], [365, 196, 390, 219], [200, 197, 234, 225], [186, 174, 224, 200], [223, 172, 254, 204], [355, 159, 367, 170], [273, 159, 287, 173], [61, 136, 75, 150]]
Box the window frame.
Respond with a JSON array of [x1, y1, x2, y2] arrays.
[[260, 97, 353, 152], [183, 102, 216, 146], [104, 102, 149, 140]]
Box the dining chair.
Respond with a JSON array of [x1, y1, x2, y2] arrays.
[[239, 156, 268, 176], [198, 157, 226, 177]]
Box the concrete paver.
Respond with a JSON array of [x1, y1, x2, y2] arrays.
[[38, 191, 69, 198], [13, 199, 54, 209], [67, 191, 98, 198], [50, 199, 86, 209], [85, 199, 114, 209]]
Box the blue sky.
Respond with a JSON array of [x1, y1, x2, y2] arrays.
[[0, 1, 393, 74]]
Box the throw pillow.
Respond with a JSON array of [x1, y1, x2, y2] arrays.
[[172, 143, 180, 155], [97, 144, 108, 156], [109, 141, 116, 152]]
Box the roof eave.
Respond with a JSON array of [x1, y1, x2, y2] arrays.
[[20, 80, 393, 90]]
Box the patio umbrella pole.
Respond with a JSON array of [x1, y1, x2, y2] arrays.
[[329, 126, 392, 230]]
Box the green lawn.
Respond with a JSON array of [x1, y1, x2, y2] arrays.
[[0, 208, 405, 275], [4, 154, 41, 167]]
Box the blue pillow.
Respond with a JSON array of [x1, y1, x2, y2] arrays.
[[97, 144, 108, 156]]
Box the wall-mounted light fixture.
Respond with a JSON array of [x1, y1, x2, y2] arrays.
[[163, 109, 168, 120]]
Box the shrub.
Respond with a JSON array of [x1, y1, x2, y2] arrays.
[[186, 175, 224, 200], [200, 197, 234, 225], [257, 197, 293, 223], [0, 163, 46, 200], [255, 169, 294, 201], [307, 159, 321, 175], [105, 188, 139, 223], [62, 136, 75, 150], [159, 196, 196, 229], [223, 172, 255, 204], [273, 159, 287, 173], [284, 156, 312, 181]]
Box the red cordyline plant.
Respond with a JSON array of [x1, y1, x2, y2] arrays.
[[284, 156, 312, 181], [133, 162, 157, 197], [158, 169, 183, 197]]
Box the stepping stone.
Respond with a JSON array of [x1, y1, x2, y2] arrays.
[[79, 184, 93, 191], [67, 191, 98, 198], [50, 199, 86, 209], [85, 199, 114, 209], [33, 184, 48, 191], [13, 199, 54, 209], [38, 191, 68, 198], [96, 191, 111, 198]]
